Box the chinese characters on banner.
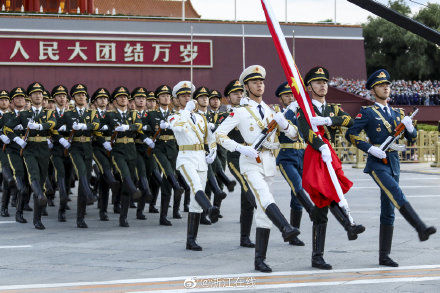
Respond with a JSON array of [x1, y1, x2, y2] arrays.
[[0, 35, 213, 68]]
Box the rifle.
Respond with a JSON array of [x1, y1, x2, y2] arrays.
[[20, 117, 34, 157], [379, 108, 419, 164], [107, 130, 118, 157], [147, 128, 161, 156], [251, 120, 278, 163], [64, 128, 75, 157]]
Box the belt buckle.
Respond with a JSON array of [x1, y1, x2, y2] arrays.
[[80, 136, 86, 142]]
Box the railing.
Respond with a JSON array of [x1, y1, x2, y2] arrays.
[[331, 128, 440, 167]]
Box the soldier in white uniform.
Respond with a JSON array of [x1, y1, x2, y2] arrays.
[[215, 65, 300, 273], [168, 81, 219, 251]]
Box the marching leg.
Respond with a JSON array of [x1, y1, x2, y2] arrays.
[[254, 228, 272, 273], [379, 224, 398, 267], [311, 223, 332, 270], [186, 212, 202, 251]]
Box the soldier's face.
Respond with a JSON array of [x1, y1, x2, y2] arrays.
[[158, 93, 171, 106], [146, 99, 157, 110], [96, 97, 108, 108], [228, 91, 243, 106], [74, 93, 88, 106], [55, 94, 68, 107], [135, 96, 146, 108], [30, 91, 43, 105], [280, 93, 294, 107], [309, 80, 328, 97], [171, 97, 180, 108], [246, 79, 265, 97], [209, 97, 221, 109], [47, 101, 56, 110], [373, 83, 391, 100], [116, 95, 129, 107], [0, 98, 9, 110], [178, 93, 191, 107], [197, 96, 209, 107]]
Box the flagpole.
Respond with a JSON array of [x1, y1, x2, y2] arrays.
[[260, 0, 352, 218], [190, 24, 194, 84], [242, 24, 246, 71]]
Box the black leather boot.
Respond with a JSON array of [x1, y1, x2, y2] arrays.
[[173, 190, 182, 219], [240, 208, 255, 248], [149, 181, 160, 213], [167, 173, 184, 198], [159, 192, 172, 226], [195, 190, 219, 224], [119, 195, 130, 227], [79, 175, 97, 205], [30, 180, 47, 207], [1, 180, 10, 217], [289, 209, 305, 246], [200, 211, 211, 225], [76, 190, 88, 228], [399, 202, 436, 241], [379, 224, 398, 267], [33, 199, 45, 230], [14, 177, 27, 223], [296, 189, 315, 216], [186, 212, 203, 251], [329, 202, 365, 241], [265, 203, 300, 242], [99, 179, 110, 221], [207, 174, 227, 203], [124, 176, 142, 201], [57, 176, 68, 222], [311, 223, 332, 270], [254, 228, 272, 272], [216, 168, 237, 192], [45, 177, 55, 206], [102, 169, 120, 201]]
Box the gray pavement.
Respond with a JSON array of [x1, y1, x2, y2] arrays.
[[0, 163, 439, 292]]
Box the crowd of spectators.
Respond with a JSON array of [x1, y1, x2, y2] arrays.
[[329, 78, 440, 106]]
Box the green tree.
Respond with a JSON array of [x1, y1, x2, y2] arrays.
[[362, 1, 440, 80]]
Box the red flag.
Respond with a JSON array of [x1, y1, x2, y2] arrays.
[[260, 0, 352, 207]]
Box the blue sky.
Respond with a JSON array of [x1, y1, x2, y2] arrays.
[[191, 0, 437, 25]]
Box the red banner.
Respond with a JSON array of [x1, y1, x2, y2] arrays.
[[0, 35, 213, 68]]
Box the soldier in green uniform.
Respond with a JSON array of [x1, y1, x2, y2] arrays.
[[145, 91, 162, 214], [102, 86, 143, 227], [91, 88, 120, 221], [4, 82, 57, 230], [297, 67, 365, 269], [145, 85, 184, 225], [222, 80, 255, 248], [49, 85, 73, 222], [2, 87, 29, 223], [131, 87, 153, 220], [0, 90, 15, 218], [63, 84, 99, 228]]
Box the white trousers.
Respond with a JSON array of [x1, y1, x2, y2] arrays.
[[243, 170, 275, 229], [178, 164, 207, 214]]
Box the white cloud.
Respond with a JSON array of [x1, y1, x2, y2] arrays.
[[191, 0, 435, 25]]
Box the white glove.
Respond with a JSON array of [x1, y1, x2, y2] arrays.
[[115, 124, 129, 132], [205, 148, 217, 164], [240, 97, 249, 106], [208, 122, 216, 131], [100, 125, 108, 131], [28, 122, 43, 130], [59, 137, 70, 149], [57, 125, 67, 132], [103, 141, 112, 152], [72, 122, 81, 130], [0, 134, 10, 144], [79, 123, 88, 130], [287, 101, 298, 113], [160, 120, 170, 129], [402, 116, 415, 133], [14, 124, 23, 131], [47, 139, 53, 149], [274, 112, 289, 129], [367, 146, 387, 159], [143, 137, 155, 148], [262, 141, 280, 150], [13, 137, 26, 149], [184, 100, 196, 112], [319, 144, 332, 163], [311, 116, 332, 127], [142, 125, 149, 131], [236, 144, 259, 159]]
